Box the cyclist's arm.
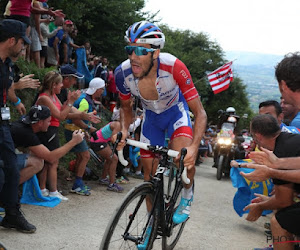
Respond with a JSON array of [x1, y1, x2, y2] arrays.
[[119, 98, 133, 140], [188, 97, 207, 150]]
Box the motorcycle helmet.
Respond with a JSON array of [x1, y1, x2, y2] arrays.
[[124, 21, 165, 49], [226, 107, 236, 114]]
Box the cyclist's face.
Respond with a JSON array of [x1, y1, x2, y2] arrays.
[[129, 43, 157, 78]]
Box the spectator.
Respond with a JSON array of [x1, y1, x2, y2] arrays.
[[7, 0, 64, 62], [0, 19, 35, 233], [48, 15, 64, 33], [59, 19, 73, 65], [11, 105, 84, 185], [40, 14, 61, 68], [91, 121, 124, 192], [239, 53, 300, 250], [259, 100, 283, 125], [56, 64, 101, 124], [35, 71, 80, 200], [107, 67, 118, 112], [236, 114, 300, 250], [280, 97, 300, 128], [47, 20, 71, 66], [64, 78, 105, 195]]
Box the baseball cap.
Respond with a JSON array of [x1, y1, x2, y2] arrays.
[[0, 19, 31, 45], [60, 64, 84, 78], [86, 78, 105, 95], [65, 20, 73, 25], [22, 105, 51, 124]]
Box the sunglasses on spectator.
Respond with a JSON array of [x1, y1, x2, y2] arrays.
[[125, 46, 156, 56]]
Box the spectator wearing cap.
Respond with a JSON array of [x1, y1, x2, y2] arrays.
[[35, 71, 80, 201], [59, 19, 74, 65], [56, 64, 101, 124], [64, 78, 105, 195], [10, 105, 84, 186], [47, 19, 72, 66], [0, 19, 35, 233]]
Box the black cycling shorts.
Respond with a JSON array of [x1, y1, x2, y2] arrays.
[[90, 142, 108, 152], [275, 202, 300, 235]]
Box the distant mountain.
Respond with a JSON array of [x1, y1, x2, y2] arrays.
[[225, 51, 283, 112], [225, 51, 284, 66]]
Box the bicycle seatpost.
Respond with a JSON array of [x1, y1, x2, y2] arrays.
[[111, 132, 122, 158]]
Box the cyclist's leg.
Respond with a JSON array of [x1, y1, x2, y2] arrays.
[[169, 135, 195, 189], [166, 101, 195, 224]]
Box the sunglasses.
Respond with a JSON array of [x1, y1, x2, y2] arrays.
[[125, 46, 156, 56]]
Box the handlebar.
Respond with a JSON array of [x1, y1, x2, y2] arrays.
[[116, 133, 190, 185]]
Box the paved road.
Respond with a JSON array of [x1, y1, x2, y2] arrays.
[[0, 157, 271, 249]]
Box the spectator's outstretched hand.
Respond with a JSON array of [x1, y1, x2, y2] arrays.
[[14, 74, 40, 89], [249, 147, 278, 168], [243, 201, 263, 221], [72, 129, 85, 144], [239, 163, 271, 182], [84, 112, 101, 123], [48, 8, 65, 18], [68, 90, 81, 104]]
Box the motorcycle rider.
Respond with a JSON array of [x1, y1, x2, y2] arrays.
[[213, 107, 244, 168]]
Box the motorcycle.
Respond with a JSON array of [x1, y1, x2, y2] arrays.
[[214, 120, 245, 180]]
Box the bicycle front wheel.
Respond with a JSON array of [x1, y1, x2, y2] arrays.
[[162, 163, 186, 250], [100, 182, 158, 250]]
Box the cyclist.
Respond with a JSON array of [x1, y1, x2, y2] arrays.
[[114, 20, 207, 245]]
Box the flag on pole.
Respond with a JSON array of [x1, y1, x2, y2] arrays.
[[207, 61, 233, 94]]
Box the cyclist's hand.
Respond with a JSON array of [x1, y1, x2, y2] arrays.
[[176, 145, 197, 170], [111, 130, 127, 151]]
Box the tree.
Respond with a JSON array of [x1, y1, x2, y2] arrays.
[[160, 25, 253, 127]]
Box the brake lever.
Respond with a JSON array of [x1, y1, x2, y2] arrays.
[[111, 132, 122, 158]]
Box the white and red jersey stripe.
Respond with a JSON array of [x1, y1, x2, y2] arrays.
[[115, 53, 199, 114]]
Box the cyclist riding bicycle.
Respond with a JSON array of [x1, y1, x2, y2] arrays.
[[114, 20, 207, 246]]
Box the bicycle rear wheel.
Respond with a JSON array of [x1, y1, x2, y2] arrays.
[[100, 182, 158, 250], [162, 163, 186, 250]]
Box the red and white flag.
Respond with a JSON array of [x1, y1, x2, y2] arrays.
[[207, 62, 233, 94]]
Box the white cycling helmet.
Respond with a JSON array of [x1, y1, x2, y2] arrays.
[[226, 107, 236, 113], [124, 21, 165, 49]]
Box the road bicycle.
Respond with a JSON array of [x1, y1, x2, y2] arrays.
[[100, 135, 190, 250]]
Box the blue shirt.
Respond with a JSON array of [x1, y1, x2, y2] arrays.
[[291, 112, 300, 129]]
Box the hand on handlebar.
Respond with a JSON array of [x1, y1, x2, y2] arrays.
[[175, 145, 197, 171], [111, 130, 127, 151]]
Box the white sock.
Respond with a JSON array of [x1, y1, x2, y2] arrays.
[[135, 171, 141, 175], [124, 168, 130, 173], [41, 188, 47, 192], [49, 190, 58, 195], [182, 185, 193, 200]]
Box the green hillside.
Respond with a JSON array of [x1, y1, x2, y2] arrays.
[[226, 51, 284, 112]]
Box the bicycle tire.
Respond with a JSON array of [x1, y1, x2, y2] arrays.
[[162, 221, 186, 250], [216, 155, 224, 180], [100, 182, 158, 250], [161, 165, 186, 250]]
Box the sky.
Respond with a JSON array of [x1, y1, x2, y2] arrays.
[[143, 0, 300, 56]]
